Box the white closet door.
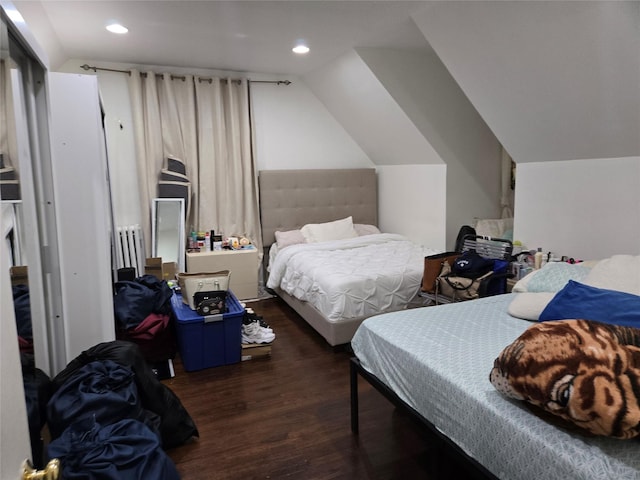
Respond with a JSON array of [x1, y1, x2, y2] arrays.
[[48, 72, 115, 366]]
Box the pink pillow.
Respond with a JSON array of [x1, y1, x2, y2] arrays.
[[274, 229, 306, 249], [354, 224, 381, 236]]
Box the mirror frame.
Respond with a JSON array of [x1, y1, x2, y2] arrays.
[[151, 197, 185, 273]]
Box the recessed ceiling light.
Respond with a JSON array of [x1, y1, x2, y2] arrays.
[[292, 44, 310, 54], [106, 23, 128, 34]]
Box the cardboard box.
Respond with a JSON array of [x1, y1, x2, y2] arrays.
[[241, 343, 272, 361], [10, 265, 28, 286], [145, 257, 163, 279], [163, 261, 177, 281], [171, 291, 244, 371]]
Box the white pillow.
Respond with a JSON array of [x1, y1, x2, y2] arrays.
[[526, 262, 591, 292], [274, 229, 306, 249], [300, 216, 358, 243], [584, 255, 640, 295], [508, 292, 556, 321], [511, 269, 539, 293], [511, 262, 591, 293], [354, 224, 381, 236]]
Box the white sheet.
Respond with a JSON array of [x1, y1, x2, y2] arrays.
[[267, 233, 440, 323]]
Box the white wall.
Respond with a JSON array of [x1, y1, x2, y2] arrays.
[[514, 157, 640, 260], [377, 164, 446, 250], [251, 80, 373, 171], [355, 47, 501, 245], [303, 50, 442, 166]]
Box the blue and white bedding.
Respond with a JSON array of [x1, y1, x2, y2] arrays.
[[351, 294, 640, 480], [266, 233, 439, 323]]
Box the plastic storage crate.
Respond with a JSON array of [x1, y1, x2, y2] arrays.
[[171, 290, 244, 371]]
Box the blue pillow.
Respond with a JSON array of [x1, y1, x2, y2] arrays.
[[539, 280, 640, 328]]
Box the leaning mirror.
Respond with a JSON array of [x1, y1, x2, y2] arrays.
[[151, 198, 185, 273]]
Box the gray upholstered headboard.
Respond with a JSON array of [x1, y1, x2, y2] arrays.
[[259, 168, 378, 247]]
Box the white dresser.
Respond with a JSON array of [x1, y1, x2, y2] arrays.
[[186, 248, 259, 300]]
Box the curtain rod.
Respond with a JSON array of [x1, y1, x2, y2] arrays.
[[79, 64, 292, 85]]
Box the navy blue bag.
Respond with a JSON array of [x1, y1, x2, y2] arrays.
[[47, 417, 180, 480], [47, 360, 160, 441], [113, 275, 173, 329], [51, 341, 198, 449], [451, 250, 495, 278]]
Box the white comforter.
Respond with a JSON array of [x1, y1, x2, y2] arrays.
[[267, 234, 440, 323]]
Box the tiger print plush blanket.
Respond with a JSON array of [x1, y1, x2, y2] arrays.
[[490, 319, 640, 439]]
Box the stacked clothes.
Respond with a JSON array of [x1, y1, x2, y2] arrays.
[[113, 275, 176, 363]]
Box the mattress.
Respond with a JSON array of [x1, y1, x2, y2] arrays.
[[266, 233, 440, 323], [351, 294, 640, 480]]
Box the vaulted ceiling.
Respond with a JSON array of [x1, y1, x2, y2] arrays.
[[9, 0, 432, 74], [9, 0, 640, 165]]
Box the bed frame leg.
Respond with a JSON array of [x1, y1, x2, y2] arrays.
[[350, 358, 359, 434]]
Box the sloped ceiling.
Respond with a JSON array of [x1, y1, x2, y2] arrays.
[[412, 1, 640, 163], [10, 0, 637, 167], [8, 0, 432, 74], [303, 49, 443, 166]]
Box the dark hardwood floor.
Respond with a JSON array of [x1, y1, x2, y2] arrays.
[[163, 297, 471, 480]]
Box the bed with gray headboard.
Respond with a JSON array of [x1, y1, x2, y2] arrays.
[[259, 168, 437, 346], [259, 168, 378, 248]]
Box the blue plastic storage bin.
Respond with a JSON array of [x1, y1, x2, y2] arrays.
[[171, 291, 244, 371]]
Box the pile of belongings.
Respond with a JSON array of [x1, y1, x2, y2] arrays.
[[113, 275, 176, 363], [45, 340, 198, 479]]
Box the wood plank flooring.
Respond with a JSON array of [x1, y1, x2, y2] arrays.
[[164, 297, 473, 480]]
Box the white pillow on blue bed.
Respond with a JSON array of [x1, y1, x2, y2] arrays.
[[508, 292, 556, 321], [526, 262, 591, 292], [511, 262, 591, 293], [301, 216, 358, 243], [583, 254, 640, 295]]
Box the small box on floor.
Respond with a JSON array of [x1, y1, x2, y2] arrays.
[[171, 290, 244, 371], [149, 358, 175, 380], [241, 343, 272, 361]]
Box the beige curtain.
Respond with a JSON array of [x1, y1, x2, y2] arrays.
[[195, 77, 261, 252], [128, 71, 261, 258]]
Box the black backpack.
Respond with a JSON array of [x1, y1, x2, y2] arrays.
[[454, 225, 476, 252]]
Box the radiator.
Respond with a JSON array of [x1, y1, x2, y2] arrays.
[[115, 224, 144, 276]]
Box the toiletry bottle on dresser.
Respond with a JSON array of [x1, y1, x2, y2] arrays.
[[534, 248, 543, 269]]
